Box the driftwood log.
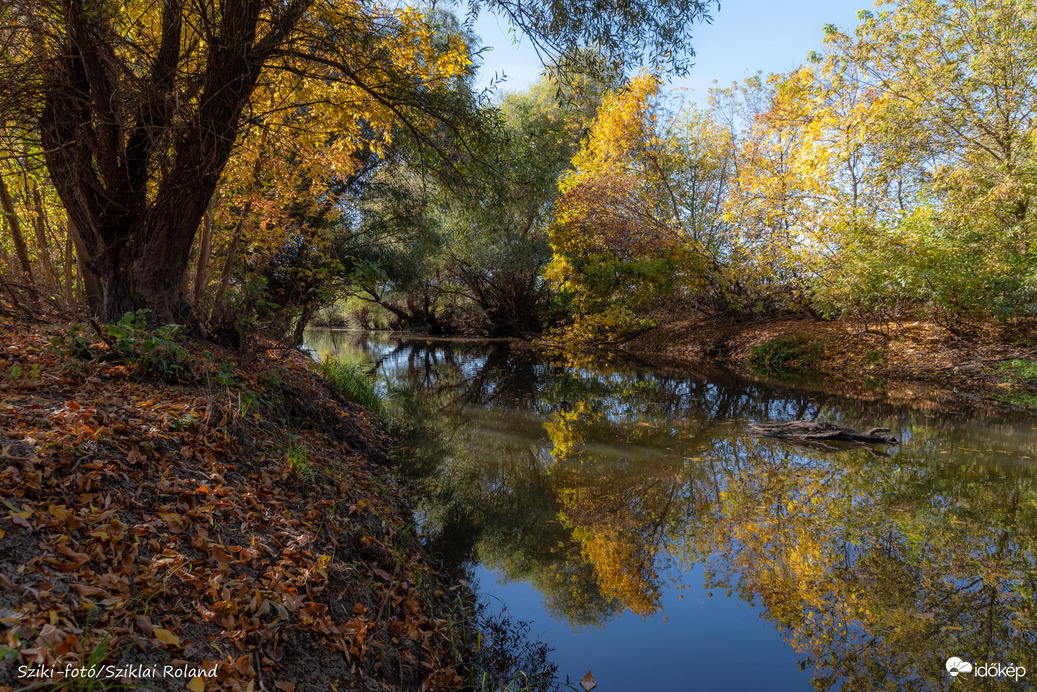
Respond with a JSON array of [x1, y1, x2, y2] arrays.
[[749, 421, 898, 445]]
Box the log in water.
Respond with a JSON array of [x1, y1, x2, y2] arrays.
[[749, 420, 899, 445]]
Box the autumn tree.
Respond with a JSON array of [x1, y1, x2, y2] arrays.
[[0, 0, 718, 328], [795, 0, 1037, 320], [546, 73, 735, 340], [343, 68, 609, 336]]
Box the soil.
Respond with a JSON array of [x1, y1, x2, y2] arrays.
[[0, 318, 469, 692], [620, 310, 1037, 413]]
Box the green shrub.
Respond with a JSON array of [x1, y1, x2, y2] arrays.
[[104, 311, 193, 382], [48, 311, 193, 382], [747, 335, 822, 375], [994, 359, 1037, 384], [316, 356, 383, 413]]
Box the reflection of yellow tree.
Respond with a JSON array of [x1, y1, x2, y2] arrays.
[[561, 481, 662, 616], [544, 401, 595, 460], [547, 404, 712, 615], [682, 445, 1037, 691]]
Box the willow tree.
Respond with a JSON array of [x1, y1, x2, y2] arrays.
[[0, 0, 718, 327]]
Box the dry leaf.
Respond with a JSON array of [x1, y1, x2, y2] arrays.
[[154, 627, 180, 647], [186, 676, 205, 692], [581, 669, 596, 691]]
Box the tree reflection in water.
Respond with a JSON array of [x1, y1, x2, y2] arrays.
[[306, 330, 1037, 690]]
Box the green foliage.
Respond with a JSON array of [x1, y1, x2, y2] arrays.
[[747, 335, 822, 375], [345, 67, 605, 337], [9, 362, 40, 380], [316, 356, 383, 413], [282, 435, 313, 477], [48, 325, 97, 360], [104, 311, 194, 382], [864, 348, 887, 367], [993, 359, 1037, 384], [991, 359, 1037, 406], [48, 311, 194, 382]]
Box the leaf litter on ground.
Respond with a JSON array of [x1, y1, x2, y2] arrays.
[[0, 318, 469, 691]]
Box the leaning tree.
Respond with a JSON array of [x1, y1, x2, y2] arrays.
[[0, 0, 717, 326]]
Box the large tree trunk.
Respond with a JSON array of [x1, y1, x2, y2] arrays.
[[35, 0, 307, 327]]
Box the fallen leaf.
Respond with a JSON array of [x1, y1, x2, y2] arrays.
[[186, 676, 205, 692], [154, 627, 180, 647], [581, 669, 596, 691]]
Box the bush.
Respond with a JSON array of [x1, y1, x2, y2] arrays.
[[49, 310, 194, 382], [315, 356, 383, 413], [993, 359, 1037, 384], [104, 311, 194, 382], [747, 335, 822, 375]]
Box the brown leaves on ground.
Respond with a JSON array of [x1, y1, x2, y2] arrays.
[[0, 318, 464, 691], [624, 309, 1037, 412]]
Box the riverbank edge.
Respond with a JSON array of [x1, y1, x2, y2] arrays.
[[614, 314, 1037, 414], [0, 317, 474, 691]]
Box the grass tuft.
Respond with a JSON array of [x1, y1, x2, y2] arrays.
[[747, 335, 822, 376], [315, 355, 383, 413]]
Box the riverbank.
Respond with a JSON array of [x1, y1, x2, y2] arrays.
[[0, 318, 469, 691], [620, 312, 1037, 412]]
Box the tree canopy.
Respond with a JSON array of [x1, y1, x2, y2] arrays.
[[0, 0, 718, 327]]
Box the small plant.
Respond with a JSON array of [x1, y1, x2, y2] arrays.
[[9, 363, 40, 380], [283, 436, 313, 477], [315, 356, 382, 413], [48, 324, 98, 360], [165, 413, 196, 432], [19, 625, 136, 691], [993, 359, 1037, 384], [463, 603, 561, 692], [213, 361, 238, 388], [747, 335, 822, 376], [864, 348, 886, 366], [104, 311, 193, 382], [50, 311, 195, 383], [257, 365, 288, 407]]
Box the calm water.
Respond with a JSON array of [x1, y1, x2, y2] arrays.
[[306, 330, 1037, 691]]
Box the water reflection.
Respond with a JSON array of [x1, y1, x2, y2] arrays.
[[306, 330, 1037, 690]]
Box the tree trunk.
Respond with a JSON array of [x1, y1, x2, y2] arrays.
[[749, 421, 898, 445], [193, 200, 214, 308], [29, 183, 61, 295], [36, 0, 304, 328], [95, 219, 199, 327], [0, 173, 34, 282], [68, 218, 102, 315]]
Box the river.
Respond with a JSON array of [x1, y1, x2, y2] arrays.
[[305, 330, 1037, 691]]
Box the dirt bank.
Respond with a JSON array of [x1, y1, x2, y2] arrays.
[[621, 313, 1037, 412], [0, 318, 468, 691]]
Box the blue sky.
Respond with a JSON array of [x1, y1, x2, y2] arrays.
[[469, 0, 875, 106]]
